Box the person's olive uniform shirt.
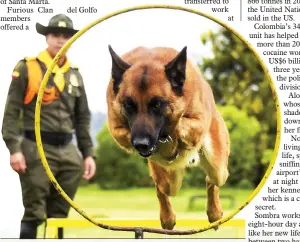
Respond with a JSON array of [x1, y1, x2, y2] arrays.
[[2, 52, 93, 223], [2, 57, 93, 158]]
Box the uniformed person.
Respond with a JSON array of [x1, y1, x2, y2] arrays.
[[2, 14, 96, 239]]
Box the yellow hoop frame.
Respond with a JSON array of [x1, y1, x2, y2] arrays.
[[34, 4, 281, 236]]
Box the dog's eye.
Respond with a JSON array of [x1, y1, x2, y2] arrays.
[[153, 102, 161, 109], [149, 97, 165, 112], [123, 98, 136, 112], [124, 102, 133, 109]]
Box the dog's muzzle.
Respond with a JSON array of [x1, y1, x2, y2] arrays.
[[132, 137, 157, 158]]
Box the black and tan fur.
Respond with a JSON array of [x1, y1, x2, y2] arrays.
[[106, 45, 230, 230]]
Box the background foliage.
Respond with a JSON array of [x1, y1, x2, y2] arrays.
[[200, 28, 277, 185]]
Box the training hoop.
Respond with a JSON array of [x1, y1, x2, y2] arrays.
[[34, 4, 281, 236]]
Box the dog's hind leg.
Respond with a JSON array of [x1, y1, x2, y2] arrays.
[[201, 151, 224, 225], [202, 154, 228, 228], [206, 179, 223, 229], [148, 160, 185, 230], [200, 114, 230, 226]]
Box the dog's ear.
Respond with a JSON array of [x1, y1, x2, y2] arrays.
[[108, 45, 131, 94], [165, 46, 187, 96]]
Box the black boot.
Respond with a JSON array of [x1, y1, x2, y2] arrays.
[[20, 221, 38, 239]]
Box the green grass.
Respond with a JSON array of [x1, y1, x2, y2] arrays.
[[38, 185, 252, 238]]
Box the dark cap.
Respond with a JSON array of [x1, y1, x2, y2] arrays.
[[36, 14, 78, 36]]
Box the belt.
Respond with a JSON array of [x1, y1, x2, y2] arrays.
[[24, 130, 73, 146]]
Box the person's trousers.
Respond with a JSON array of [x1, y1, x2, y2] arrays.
[[19, 138, 84, 239], [19, 222, 64, 239]]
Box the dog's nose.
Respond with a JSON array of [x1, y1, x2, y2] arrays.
[[132, 137, 151, 153]]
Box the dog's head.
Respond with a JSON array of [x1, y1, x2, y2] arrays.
[[108, 46, 188, 158]]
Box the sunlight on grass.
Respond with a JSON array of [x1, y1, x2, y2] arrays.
[[38, 185, 251, 238]]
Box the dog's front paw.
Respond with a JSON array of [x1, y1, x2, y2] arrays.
[[176, 119, 186, 138], [112, 127, 132, 151], [207, 210, 223, 230], [160, 211, 176, 230], [176, 125, 199, 149]]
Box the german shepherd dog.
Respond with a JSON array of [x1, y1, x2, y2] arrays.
[[106, 45, 230, 230]]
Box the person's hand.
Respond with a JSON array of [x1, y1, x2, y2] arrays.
[[10, 152, 27, 174], [82, 156, 96, 180]]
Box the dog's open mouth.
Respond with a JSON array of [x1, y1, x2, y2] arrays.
[[139, 144, 157, 158], [138, 134, 174, 158], [159, 135, 173, 143], [158, 134, 179, 163]]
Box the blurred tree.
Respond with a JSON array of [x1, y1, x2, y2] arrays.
[[219, 105, 261, 187], [200, 28, 277, 185], [94, 123, 153, 189]]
